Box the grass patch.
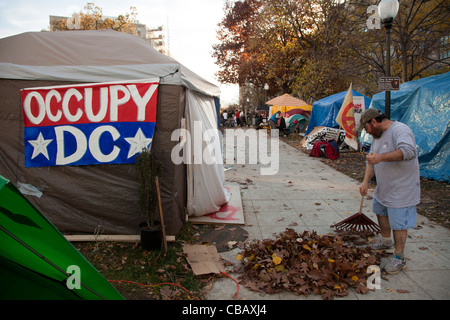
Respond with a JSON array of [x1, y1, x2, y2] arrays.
[[73, 222, 214, 300]]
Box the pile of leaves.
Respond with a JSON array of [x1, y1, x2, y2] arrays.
[[235, 229, 382, 300]]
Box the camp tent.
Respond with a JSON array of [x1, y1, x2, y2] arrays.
[[365, 72, 450, 182], [267, 93, 312, 117], [0, 175, 124, 299], [0, 30, 229, 236], [286, 114, 308, 133], [305, 90, 371, 135]]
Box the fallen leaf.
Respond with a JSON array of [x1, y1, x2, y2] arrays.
[[272, 253, 282, 265], [227, 241, 237, 248], [275, 264, 285, 272], [396, 289, 410, 294], [356, 284, 370, 294]]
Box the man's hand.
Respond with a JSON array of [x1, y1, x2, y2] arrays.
[[359, 182, 369, 196], [366, 152, 381, 166], [367, 149, 404, 165]]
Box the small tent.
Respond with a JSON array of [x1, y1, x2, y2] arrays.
[[0, 175, 124, 299], [367, 72, 450, 182], [0, 30, 229, 236], [305, 90, 371, 135], [286, 114, 308, 133]]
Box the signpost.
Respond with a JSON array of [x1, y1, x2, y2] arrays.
[[378, 76, 400, 91]]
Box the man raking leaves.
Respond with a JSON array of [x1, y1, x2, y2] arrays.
[[358, 109, 420, 274]]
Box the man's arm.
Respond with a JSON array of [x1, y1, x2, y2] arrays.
[[366, 149, 404, 165]]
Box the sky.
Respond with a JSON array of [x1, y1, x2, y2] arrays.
[[0, 0, 239, 106]]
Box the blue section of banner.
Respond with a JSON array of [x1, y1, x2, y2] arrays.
[[24, 122, 155, 167]]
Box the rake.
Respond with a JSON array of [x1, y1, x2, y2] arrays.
[[331, 196, 380, 233]]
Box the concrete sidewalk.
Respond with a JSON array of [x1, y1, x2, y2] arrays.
[[206, 130, 450, 300]]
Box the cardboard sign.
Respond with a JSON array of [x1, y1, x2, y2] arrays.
[[21, 80, 159, 167]]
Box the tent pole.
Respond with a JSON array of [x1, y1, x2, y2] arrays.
[[155, 176, 168, 255]]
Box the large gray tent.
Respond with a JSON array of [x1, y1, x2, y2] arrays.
[[0, 30, 229, 236]]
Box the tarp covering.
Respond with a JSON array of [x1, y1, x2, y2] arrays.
[[0, 30, 227, 236], [0, 175, 124, 300], [366, 72, 450, 182], [305, 90, 371, 135]]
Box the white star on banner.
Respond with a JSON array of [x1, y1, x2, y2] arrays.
[[28, 132, 53, 160], [124, 128, 152, 158]]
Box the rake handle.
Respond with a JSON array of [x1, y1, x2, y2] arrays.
[[359, 195, 364, 213]]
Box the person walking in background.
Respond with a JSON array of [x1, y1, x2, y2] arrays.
[[358, 109, 420, 275], [269, 111, 281, 129], [222, 110, 228, 127]]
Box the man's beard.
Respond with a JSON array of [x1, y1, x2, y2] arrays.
[[371, 127, 383, 139]]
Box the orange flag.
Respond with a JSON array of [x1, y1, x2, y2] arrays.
[[336, 84, 356, 140]]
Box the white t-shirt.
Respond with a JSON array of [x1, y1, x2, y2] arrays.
[[371, 121, 420, 208]]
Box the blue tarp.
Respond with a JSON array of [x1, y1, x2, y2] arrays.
[[367, 72, 450, 182], [305, 90, 372, 135]]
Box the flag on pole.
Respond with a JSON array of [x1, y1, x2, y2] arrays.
[[336, 83, 356, 141]]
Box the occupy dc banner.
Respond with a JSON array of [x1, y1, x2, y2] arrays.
[[21, 80, 159, 167]]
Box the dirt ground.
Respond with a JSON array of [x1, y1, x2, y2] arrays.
[[281, 135, 450, 229]]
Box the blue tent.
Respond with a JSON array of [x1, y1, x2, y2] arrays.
[[367, 72, 450, 182], [305, 90, 372, 135]]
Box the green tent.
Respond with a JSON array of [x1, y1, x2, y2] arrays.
[[0, 175, 124, 300], [286, 114, 308, 133]]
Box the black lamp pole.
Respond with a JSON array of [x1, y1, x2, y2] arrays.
[[383, 17, 394, 120]]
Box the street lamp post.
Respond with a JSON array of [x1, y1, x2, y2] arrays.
[[378, 0, 399, 120], [264, 83, 269, 120]]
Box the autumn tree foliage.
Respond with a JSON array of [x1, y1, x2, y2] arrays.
[[51, 2, 138, 35], [212, 0, 263, 86], [393, 0, 450, 82], [347, 0, 450, 85], [213, 0, 449, 102]]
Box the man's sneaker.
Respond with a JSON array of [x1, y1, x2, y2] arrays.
[[371, 239, 394, 253], [384, 256, 406, 274]]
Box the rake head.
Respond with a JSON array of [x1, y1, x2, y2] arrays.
[[331, 212, 380, 234]]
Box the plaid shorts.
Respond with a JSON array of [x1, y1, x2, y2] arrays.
[[373, 197, 417, 230]]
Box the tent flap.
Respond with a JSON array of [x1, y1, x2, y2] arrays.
[[185, 90, 230, 216]]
